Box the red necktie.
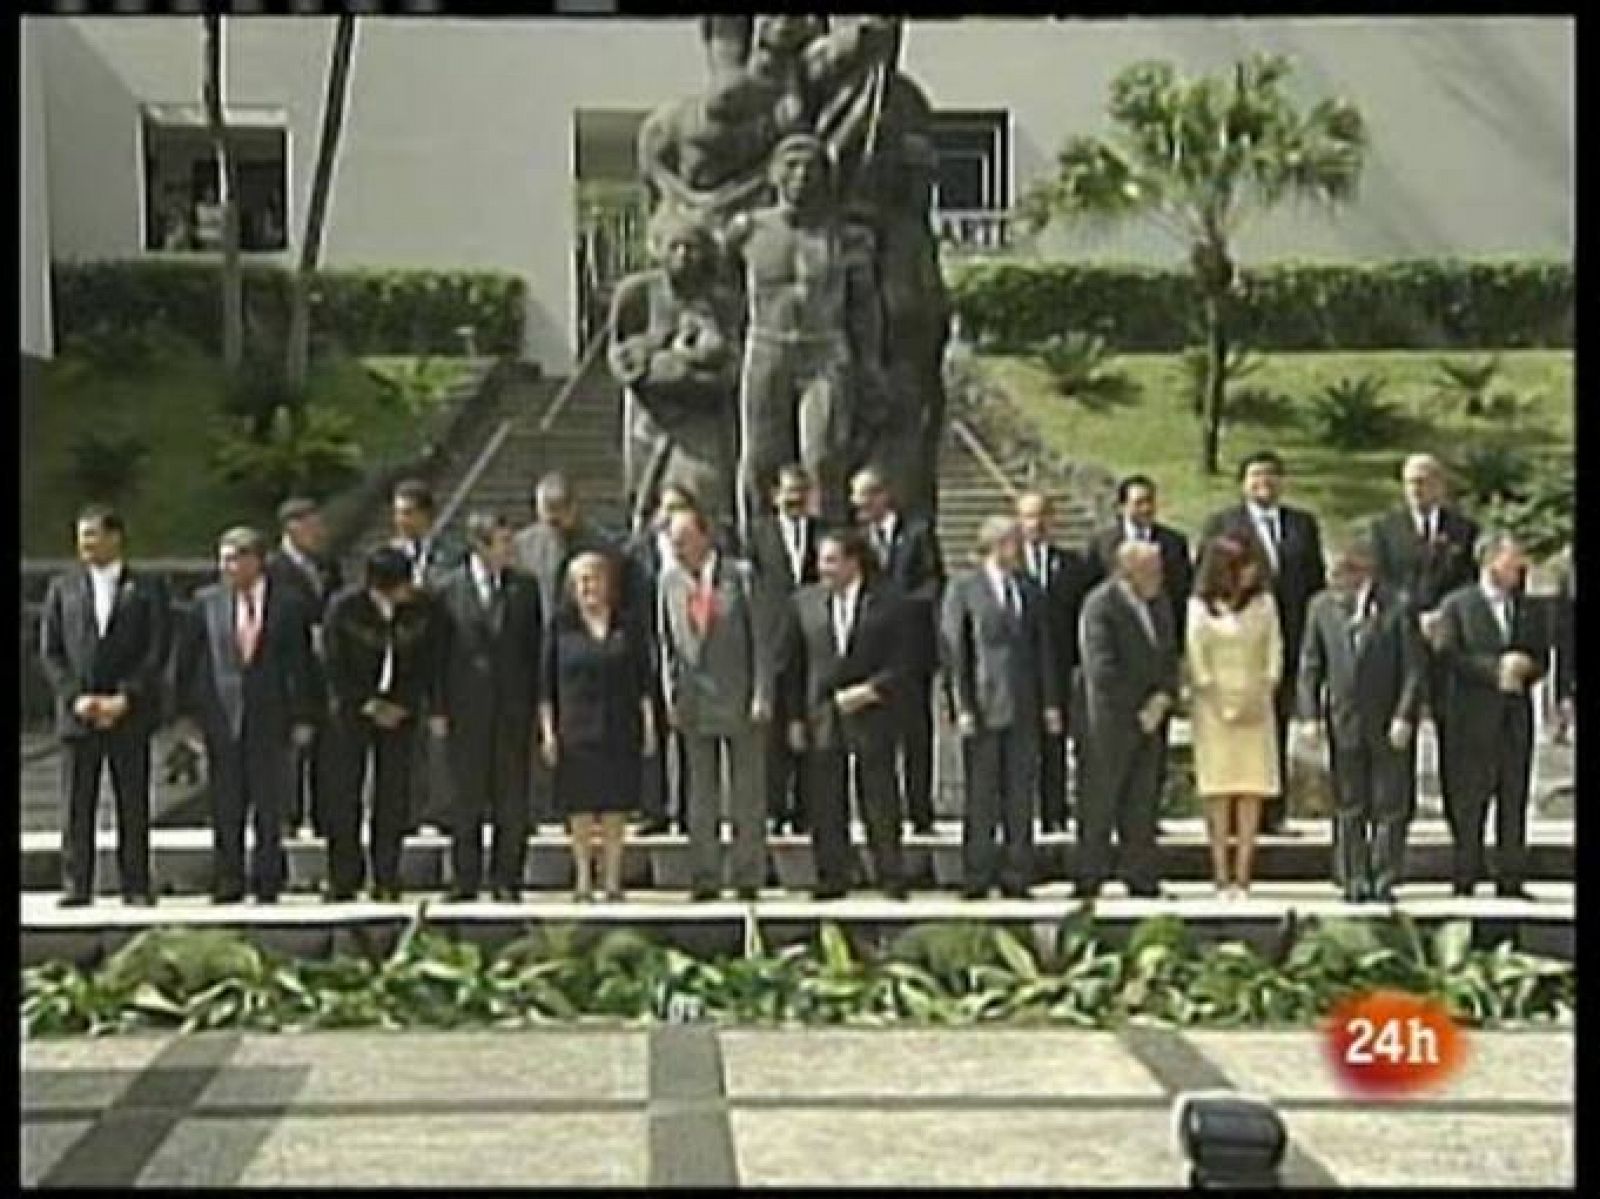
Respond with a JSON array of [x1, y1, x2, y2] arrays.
[[688, 579, 717, 637], [237, 592, 261, 663]]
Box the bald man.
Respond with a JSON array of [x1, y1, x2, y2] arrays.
[[1370, 453, 1480, 818], [1074, 541, 1180, 898]]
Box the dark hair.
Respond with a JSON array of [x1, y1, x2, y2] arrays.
[[366, 546, 413, 591], [820, 526, 876, 580], [1116, 475, 1156, 505], [464, 511, 510, 551], [76, 504, 125, 536], [1236, 450, 1285, 482], [277, 497, 319, 527], [392, 479, 435, 513], [1194, 535, 1267, 612]]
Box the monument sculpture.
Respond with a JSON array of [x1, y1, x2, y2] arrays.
[[607, 210, 742, 527], [614, 14, 951, 534]]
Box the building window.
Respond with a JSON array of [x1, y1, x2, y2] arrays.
[[141, 104, 289, 254], [928, 110, 1010, 213]]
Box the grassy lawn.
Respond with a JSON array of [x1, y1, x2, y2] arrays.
[[21, 342, 476, 558], [983, 349, 1573, 544]]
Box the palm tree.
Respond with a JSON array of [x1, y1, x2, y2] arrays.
[[202, 12, 244, 371], [286, 15, 359, 392], [1021, 54, 1367, 474]]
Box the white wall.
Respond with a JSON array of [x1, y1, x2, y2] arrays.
[[20, 19, 53, 359], [37, 16, 1574, 371]]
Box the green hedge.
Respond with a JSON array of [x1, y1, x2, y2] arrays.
[[51, 260, 526, 357], [949, 259, 1573, 353]]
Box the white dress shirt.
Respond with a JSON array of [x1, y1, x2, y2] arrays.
[[470, 555, 498, 610], [1412, 507, 1438, 542], [372, 592, 397, 692], [985, 562, 1019, 616], [1481, 580, 1513, 643], [1025, 540, 1050, 586], [1247, 503, 1282, 570], [1123, 520, 1153, 546], [782, 515, 807, 582], [832, 580, 862, 654], [873, 514, 897, 565], [88, 561, 124, 637]]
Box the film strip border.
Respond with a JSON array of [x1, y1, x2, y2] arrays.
[[24, 0, 632, 15]]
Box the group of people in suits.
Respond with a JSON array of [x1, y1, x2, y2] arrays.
[[39, 446, 1566, 906]]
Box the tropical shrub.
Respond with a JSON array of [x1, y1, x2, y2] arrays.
[[1308, 374, 1405, 449], [1451, 442, 1539, 507], [1036, 332, 1139, 409], [19, 914, 1574, 1038], [212, 403, 363, 506]]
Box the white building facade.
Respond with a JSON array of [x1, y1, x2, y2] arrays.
[[21, 15, 1575, 371]]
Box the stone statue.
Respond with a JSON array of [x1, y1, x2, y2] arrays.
[[865, 132, 951, 516], [724, 133, 886, 532], [607, 209, 742, 527]]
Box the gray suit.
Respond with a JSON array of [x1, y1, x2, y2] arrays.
[[1297, 586, 1425, 896], [1077, 578, 1179, 894], [1436, 583, 1547, 891], [942, 569, 1061, 891], [659, 554, 773, 892]]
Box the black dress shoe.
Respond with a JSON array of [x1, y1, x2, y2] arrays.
[[813, 886, 846, 901], [123, 892, 157, 908], [1070, 882, 1102, 901], [884, 884, 909, 901], [1041, 821, 1064, 835], [57, 893, 91, 909], [1496, 885, 1534, 901], [637, 818, 671, 836], [691, 887, 721, 902], [254, 893, 280, 906], [960, 886, 989, 901], [212, 891, 245, 905], [1000, 885, 1033, 900], [446, 889, 480, 903], [492, 888, 521, 903], [1127, 885, 1163, 899], [324, 889, 356, 904], [736, 887, 760, 901], [1451, 882, 1475, 898], [911, 821, 935, 836]]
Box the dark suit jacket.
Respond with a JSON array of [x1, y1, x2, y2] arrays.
[[265, 549, 343, 624], [1297, 585, 1425, 746], [941, 570, 1060, 732], [780, 581, 905, 751], [1370, 506, 1479, 614], [1436, 583, 1548, 752], [1078, 578, 1180, 759], [874, 514, 944, 677], [1024, 541, 1098, 678], [392, 529, 467, 594], [748, 514, 822, 595], [433, 564, 543, 729], [38, 564, 171, 739], [1201, 503, 1325, 669], [514, 520, 617, 625], [322, 585, 442, 722], [1554, 571, 1575, 703], [1087, 522, 1193, 650], [176, 579, 318, 744]]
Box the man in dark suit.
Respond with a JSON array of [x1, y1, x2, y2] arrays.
[[38, 506, 171, 907], [1075, 541, 1180, 899], [779, 529, 908, 899], [1369, 453, 1480, 816], [322, 546, 442, 902], [1552, 551, 1575, 743], [433, 514, 543, 902], [1434, 531, 1548, 899], [389, 479, 464, 837], [659, 509, 775, 900], [850, 466, 943, 833], [943, 516, 1063, 899], [1202, 451, 1326, 834], [1017, 490, 1096, 833], [1296, 540, 1426, 904], [174, 527, 317, 903], [266, 497, 343, 838], [1087, 475, 1193, 648], [748, 464, 821, 833]]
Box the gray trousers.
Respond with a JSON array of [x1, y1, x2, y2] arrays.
[[963, 726, 1039, 892], [1078, 726, 1163, 892], [1329, 734, 1412, 895], [682, 728, 768, 892]]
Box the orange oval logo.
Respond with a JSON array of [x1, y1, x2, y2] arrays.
[[1324, 990, 1468, 1096]]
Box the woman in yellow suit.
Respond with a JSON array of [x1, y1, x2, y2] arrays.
[[1186, 536, 1283, 897]]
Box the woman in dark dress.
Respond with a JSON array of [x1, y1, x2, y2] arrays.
[[539, 551, 658, 900]]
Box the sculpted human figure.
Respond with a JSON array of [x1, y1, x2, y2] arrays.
[[608, 211, 742, 526], [725, 134, 887, 533]]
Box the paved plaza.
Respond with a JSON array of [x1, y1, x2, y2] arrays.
[[21, 1025, 1574, 1187]]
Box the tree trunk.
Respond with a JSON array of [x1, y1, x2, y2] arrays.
[[1201, 291, 1228, 476], [202, 13, 244, 371], [286, 15, 358, 392]]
